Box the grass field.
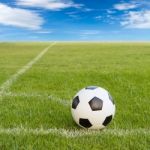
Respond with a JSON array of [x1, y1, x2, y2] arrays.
[[0, 42, 150, 150]]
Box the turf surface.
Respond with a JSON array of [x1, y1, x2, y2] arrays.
[[0, 42, 150, 149]]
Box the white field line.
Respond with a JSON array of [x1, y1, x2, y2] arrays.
[[3, 92, 70, 106], [0, 127, 149, 138], [0, 42, 56, 96]]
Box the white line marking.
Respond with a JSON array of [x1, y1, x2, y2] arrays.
[[0, 127, 149, 138], [0, 42, 56, 96], [3, 92, 70, 106]]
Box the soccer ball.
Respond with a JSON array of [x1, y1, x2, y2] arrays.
[[71, 86, 115, 129]]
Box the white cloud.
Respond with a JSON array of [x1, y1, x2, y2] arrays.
[[95, 16, 102, 20], [80, 30, 101, 35], [16, 0, 83, 10], [114, 3, 138, 10], [106, 10, 115, 14], [121, 11, 150, 29], [36, 30, 53, 34], [82, 8, 93, 12], [0, 3, 43, 30]]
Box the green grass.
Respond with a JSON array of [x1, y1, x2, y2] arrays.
[[0, 43, 48, 85], [0, 42, 150, 149]]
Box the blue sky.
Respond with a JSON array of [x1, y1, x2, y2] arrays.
[[0, 0, 150, 41]]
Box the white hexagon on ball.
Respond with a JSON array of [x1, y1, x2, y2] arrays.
[[71, 86, 116, 129]]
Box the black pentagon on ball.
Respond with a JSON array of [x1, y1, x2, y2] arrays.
[[79, 118, 92, 128], [102, 115, 113, 126], [72, 96, 80, 109], [89, 97, 103, 111], [85, 86, 98, 90], [108, 93, 115, 104]]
